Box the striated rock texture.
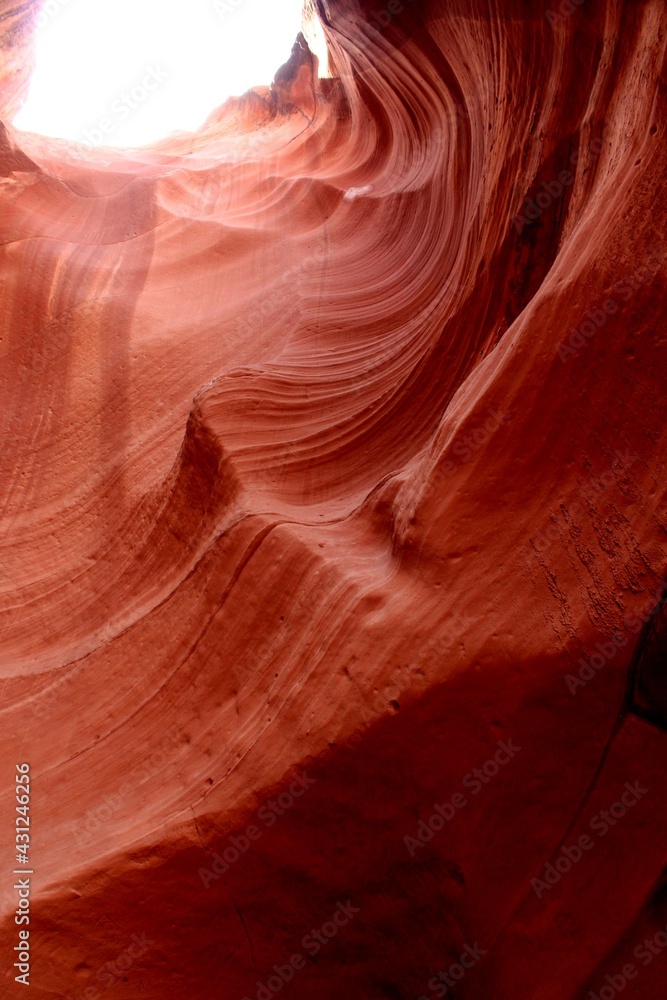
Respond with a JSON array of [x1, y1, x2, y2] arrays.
[[1, 0, 666, 997]]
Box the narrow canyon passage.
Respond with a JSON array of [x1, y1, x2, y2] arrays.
[[0, 1, 666, 998]]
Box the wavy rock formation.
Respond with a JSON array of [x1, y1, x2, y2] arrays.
[[0, 0, 666, 997]]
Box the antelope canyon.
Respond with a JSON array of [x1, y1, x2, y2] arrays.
[[1, 0, 666, 997]]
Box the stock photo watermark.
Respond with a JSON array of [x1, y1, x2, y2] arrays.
[[457, 408, 512, 465], [546, 0, 589, 29], [241, 900, 359, 1000], [419, 407, 511, 500], [343, 612, 476, 739], [417, 941, 487, 999], [557, 261, 654, 361], [36, 0, 72, 29], [520, 450, 640, 568], [565, 579, 667, 694], [12, 763, 32, 985], [513, 129, 605, 233], [364, 0, 413, 33], [71, 723, 181, 850], [213, 0, 245, 17], [235, 249, 329, 337], [197, 771, 316, 888], [587, 920, 667, 1000], [79, 66, 169, 149], [530, 780, 648, 899], [404, 738, 521, 856], [64, 932, 154, 1000]]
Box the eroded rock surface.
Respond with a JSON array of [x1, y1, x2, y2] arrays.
[[0, 1, 666, 997]]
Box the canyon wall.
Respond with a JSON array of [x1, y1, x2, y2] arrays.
[[0, 0, 666, 997]]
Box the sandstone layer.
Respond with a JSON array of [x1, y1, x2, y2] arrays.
[[0, 1, 666, 998]]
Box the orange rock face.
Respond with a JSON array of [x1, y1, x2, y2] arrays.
[[1, 1, 666, 997]]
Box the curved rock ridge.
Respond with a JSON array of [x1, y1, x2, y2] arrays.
[[0, 0, 666, 997]]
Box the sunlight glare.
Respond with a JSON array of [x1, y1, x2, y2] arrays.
[[14, 0, 327, 147]]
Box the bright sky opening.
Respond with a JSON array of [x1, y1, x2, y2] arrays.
[[13, 0, 328, 148]]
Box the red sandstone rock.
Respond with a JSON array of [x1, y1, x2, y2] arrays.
[[0, 0, 666, 997]]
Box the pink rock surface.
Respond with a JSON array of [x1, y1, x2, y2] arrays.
[[0, 1, 666, 997]]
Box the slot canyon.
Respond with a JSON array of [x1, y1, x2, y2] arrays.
[[0, 0, 666, 997]]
